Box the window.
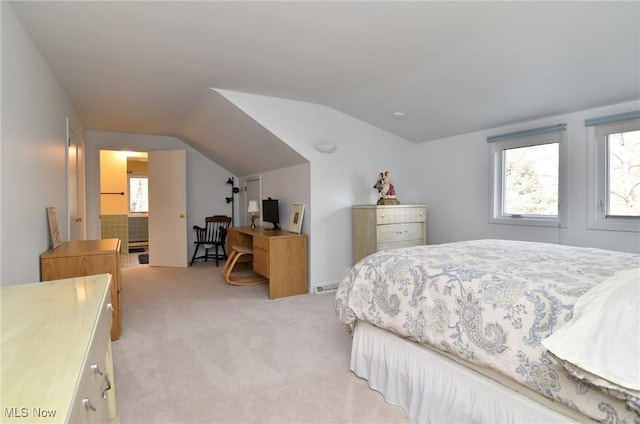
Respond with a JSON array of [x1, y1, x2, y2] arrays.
[[129, 174, 148, 213], [489, 124, 567, 227], [587, 112, 640, 232]]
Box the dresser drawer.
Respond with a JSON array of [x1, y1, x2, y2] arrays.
[[376, 207, 426, 225], [69, 351, 111, 424], [378, 239, 424, 252], [253, 235, 269, 251], [377, 222, 424, 243], [68, 287, 115, 423]]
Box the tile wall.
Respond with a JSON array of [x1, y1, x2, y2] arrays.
[[128, 216, 149, 243], [100, 214, 129, 251]]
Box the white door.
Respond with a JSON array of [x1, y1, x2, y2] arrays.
[[148, 150, 188, 267], [67, 117, 83, 240], [244, 177, 261, 226]]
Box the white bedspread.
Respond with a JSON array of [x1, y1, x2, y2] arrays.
[[335, 239, 640, 423]]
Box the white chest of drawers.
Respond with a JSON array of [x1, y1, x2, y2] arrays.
[[1, 274, 118, 423], [352, 204, 427, 264]]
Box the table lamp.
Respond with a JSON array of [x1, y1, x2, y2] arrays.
[[247, 200, 259, 229]]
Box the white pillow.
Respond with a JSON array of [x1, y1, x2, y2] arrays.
[[542, 267, 640, 391]]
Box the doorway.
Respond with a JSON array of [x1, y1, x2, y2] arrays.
[[243, 177, 261, 226], [99, 150, 148, 266], [67, 117, 84, 240], [127, 155, 150, 266], [98, 149, 188, 267]]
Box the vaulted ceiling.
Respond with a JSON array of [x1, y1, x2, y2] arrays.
[[10, 1, 640, 176]]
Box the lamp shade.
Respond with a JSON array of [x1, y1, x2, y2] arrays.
[[247, 200, 259, 213]]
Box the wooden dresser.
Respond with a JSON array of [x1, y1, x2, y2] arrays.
[[352, 204, 427, 264], [41, 239, 122, 341], [1, 274, 118, 423], [226, 226, 308, 299]]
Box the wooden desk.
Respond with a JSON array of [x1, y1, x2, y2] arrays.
[[226, 226, 308, 299], [40, 239, 122, 341]]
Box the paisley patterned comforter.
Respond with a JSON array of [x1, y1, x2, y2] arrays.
[[335, 239, 640, 423]]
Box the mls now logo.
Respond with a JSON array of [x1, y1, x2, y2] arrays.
[[4, 407, 57, 418]]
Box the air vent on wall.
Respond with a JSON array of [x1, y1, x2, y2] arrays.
[[314, 283, 339, 294]]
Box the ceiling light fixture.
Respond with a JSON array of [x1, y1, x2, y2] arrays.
[[392, 112, 406, 120], [314, 143, 337, 154]]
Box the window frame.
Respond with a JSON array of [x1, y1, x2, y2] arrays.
[[489, 126, 568, 228], [587, 117, 640, 232], [128, 172, 149, 214]]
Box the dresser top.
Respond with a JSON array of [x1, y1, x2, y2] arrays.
[[41, 238, 121, 258], [352, 204, 427, 209], [1, 274, 111, 419]]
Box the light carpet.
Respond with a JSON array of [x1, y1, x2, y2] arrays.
[[112, 261, 408, 423]]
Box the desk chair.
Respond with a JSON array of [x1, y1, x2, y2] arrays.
[[190, 215, 232, 266], [222, 245, 268, 285]]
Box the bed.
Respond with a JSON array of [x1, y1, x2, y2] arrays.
[[335, 239, 639, 423]]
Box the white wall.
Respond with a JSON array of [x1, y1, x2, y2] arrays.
[[85, 130, 235, 261], [216, 90, 418, 289], [1, 2, 85, 285], [414, 101, 640, 254], [257, 163, 311, 233]]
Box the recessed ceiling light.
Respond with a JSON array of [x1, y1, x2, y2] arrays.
[[392, 112, 405, 120]]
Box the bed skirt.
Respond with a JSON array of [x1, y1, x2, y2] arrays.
[[350, 321, 589, 424]]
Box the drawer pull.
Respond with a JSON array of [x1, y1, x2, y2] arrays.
[[82, 398, 96, 412], [91, 364, 103, 376], [107, 303, 114, 312], [102, 374, 112, 399]]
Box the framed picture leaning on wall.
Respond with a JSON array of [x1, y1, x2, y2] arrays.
[[289, 204, 305, 234], [46, 207, 61, 249]]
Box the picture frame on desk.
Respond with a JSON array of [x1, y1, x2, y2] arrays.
[[289, 204, 305, 234]]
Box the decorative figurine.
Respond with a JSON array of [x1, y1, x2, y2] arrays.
[[373, 170, 400, 205]]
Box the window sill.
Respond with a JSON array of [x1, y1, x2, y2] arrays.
[[587, 217, 640, 232], [128, 213, 148, 218], [490, 215, 562, 228]]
